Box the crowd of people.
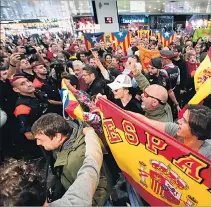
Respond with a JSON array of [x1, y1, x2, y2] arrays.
[[0, 30, 211, 206]]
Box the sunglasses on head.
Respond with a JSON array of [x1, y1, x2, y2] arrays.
[[143, 91, 165, 105]]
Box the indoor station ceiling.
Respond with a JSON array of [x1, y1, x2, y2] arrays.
[[0, 0, 211, 21]]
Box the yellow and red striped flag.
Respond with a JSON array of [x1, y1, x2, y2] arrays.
[[137, 30, 150, 40], [82, 32, 104, 50], [60, 79, 85, 121], [104, 31, 131, 54], [158, 31, 175, 47]]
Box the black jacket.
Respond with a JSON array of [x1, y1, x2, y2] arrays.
[[86, 77, 108, 97], [173, 57, 189, 90]]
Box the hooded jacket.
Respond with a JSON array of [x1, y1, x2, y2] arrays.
[[53, 120, 112, 206]]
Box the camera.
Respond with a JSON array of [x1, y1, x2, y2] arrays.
[[25, 44, 37, 55], [50, 61, 65, 73]]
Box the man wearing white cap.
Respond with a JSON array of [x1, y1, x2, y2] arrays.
[[107, 74, 143, 114]]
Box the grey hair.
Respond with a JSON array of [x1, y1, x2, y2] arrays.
[[72, 60, 85, 69]]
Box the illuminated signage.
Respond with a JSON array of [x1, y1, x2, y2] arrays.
[[105, 17, 113, 24]]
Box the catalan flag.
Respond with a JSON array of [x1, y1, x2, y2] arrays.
[[104, 31, 131, 54], [137, 30, 150, 39], [151, 29, 161, 38], [82, 32, 104, 50], [158, 31, 175, 47]]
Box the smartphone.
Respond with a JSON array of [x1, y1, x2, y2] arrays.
[[91, 48, 98, 52], [19, 53, 25, 59]]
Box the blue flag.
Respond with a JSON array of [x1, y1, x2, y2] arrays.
[[83, 32, 104, 45], [112, 31, 129, 42]]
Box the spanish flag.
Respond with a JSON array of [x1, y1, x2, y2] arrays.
[[139, 46, 160, 69], [178, 48, 211, 118]]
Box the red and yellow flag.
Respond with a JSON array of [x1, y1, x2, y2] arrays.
[[139, 46, 161, 69], [104, 31, 131, 54], [60, 79, 84, 121], [137, 30, 150, 40], [97, 97, 211, 206]]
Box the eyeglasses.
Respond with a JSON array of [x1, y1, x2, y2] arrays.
[[143, 91, 166, 105]]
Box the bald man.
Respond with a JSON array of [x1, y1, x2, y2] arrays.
[[141, 84, 173, 122]]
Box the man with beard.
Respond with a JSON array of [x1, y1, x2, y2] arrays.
[[131, 58, 180, 113], [11, 75, 49, 141], [32, 62, 62, 115], [11, 75, 49, 158]]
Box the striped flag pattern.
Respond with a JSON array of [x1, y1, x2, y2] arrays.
[[157, 31, 175, 47], [82, 32, 104, 50], [103, 31, 131, 54], [137, 30, 150, 39]]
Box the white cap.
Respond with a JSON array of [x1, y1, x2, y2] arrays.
[[107, 74, 132, 90]]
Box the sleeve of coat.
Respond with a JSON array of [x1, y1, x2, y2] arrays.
[[49, 130, 102, 207], [134, 72, 150, 92]]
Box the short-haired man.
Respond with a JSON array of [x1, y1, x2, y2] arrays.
[[82, 64, 107, 96], [11, 75, 49, 140], [32, 62, 62, 115], [19, 58, 35, 82], [131, 105, 211, 159], [131, 57, 180, 115], [31, 113, 112, 205], [72, 60, 88, 91]]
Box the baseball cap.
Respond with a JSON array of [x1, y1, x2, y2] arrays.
[[107, 74, 132, 90]]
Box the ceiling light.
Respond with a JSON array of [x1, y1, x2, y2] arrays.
[[157, 0, 160, 2], [13, 0, 16, 2], [158, 9, 160, 11], [154, 8, 156, 9], [149, 5, 151, 8]]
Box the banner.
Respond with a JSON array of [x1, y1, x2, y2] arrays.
[[178, 48, 211, 118], [193, 28, 211, 42], [139, 46, 160, 69], [194, 48, 211, 91], [96, 97, 211, 206]]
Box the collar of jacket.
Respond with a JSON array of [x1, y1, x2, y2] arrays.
[[145, 103, 172, 120], [53, 119, 87, 167]]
